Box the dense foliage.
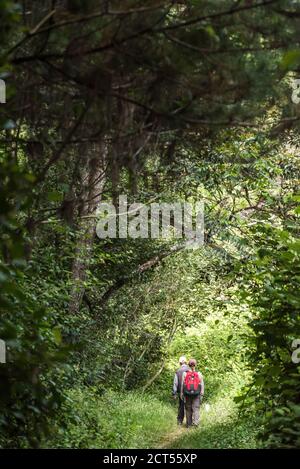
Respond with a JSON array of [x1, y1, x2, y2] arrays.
[[0, 0, 300, 449]]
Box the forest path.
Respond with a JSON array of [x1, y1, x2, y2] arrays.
[[156, 396, 259, 449], [158, 422, 186, 449]]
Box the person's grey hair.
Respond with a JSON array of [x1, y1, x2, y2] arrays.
[[179, 356, 187, 364]]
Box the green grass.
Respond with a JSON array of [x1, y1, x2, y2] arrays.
[[166, 396, 261, 449], [46, 388, 176, 449], [46, 387, 261, 449]]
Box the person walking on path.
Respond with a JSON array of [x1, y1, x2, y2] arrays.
[[172, 356, 190, 425], [180, 358, 204, 428]]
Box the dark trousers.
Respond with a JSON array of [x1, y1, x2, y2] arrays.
[[177, 396, 185, 423]]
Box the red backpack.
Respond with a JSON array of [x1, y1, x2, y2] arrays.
[[183, 371, 201, 396]]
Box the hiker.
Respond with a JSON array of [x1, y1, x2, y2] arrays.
[[172, 356, 190, 425], [180, 358, 204, 428]]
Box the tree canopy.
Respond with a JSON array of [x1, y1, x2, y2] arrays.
[[0, 0, 300, 450]]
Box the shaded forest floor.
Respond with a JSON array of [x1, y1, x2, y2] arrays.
[[45, 388, 260, 449]]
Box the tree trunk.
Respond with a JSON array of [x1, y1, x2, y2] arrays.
[[68, 142, 107, 314]]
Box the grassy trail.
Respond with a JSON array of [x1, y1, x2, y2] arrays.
[[45, 388, 260, 449], [157, 396, 259, 449], [159, 424, 185, 449]]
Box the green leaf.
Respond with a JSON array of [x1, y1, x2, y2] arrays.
[[47, 191, 63, 202], [280, 50, 300, 70], [53, 326, 62, 345]]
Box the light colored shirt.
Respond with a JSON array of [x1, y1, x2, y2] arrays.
[[172, 364, 190, 395]]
